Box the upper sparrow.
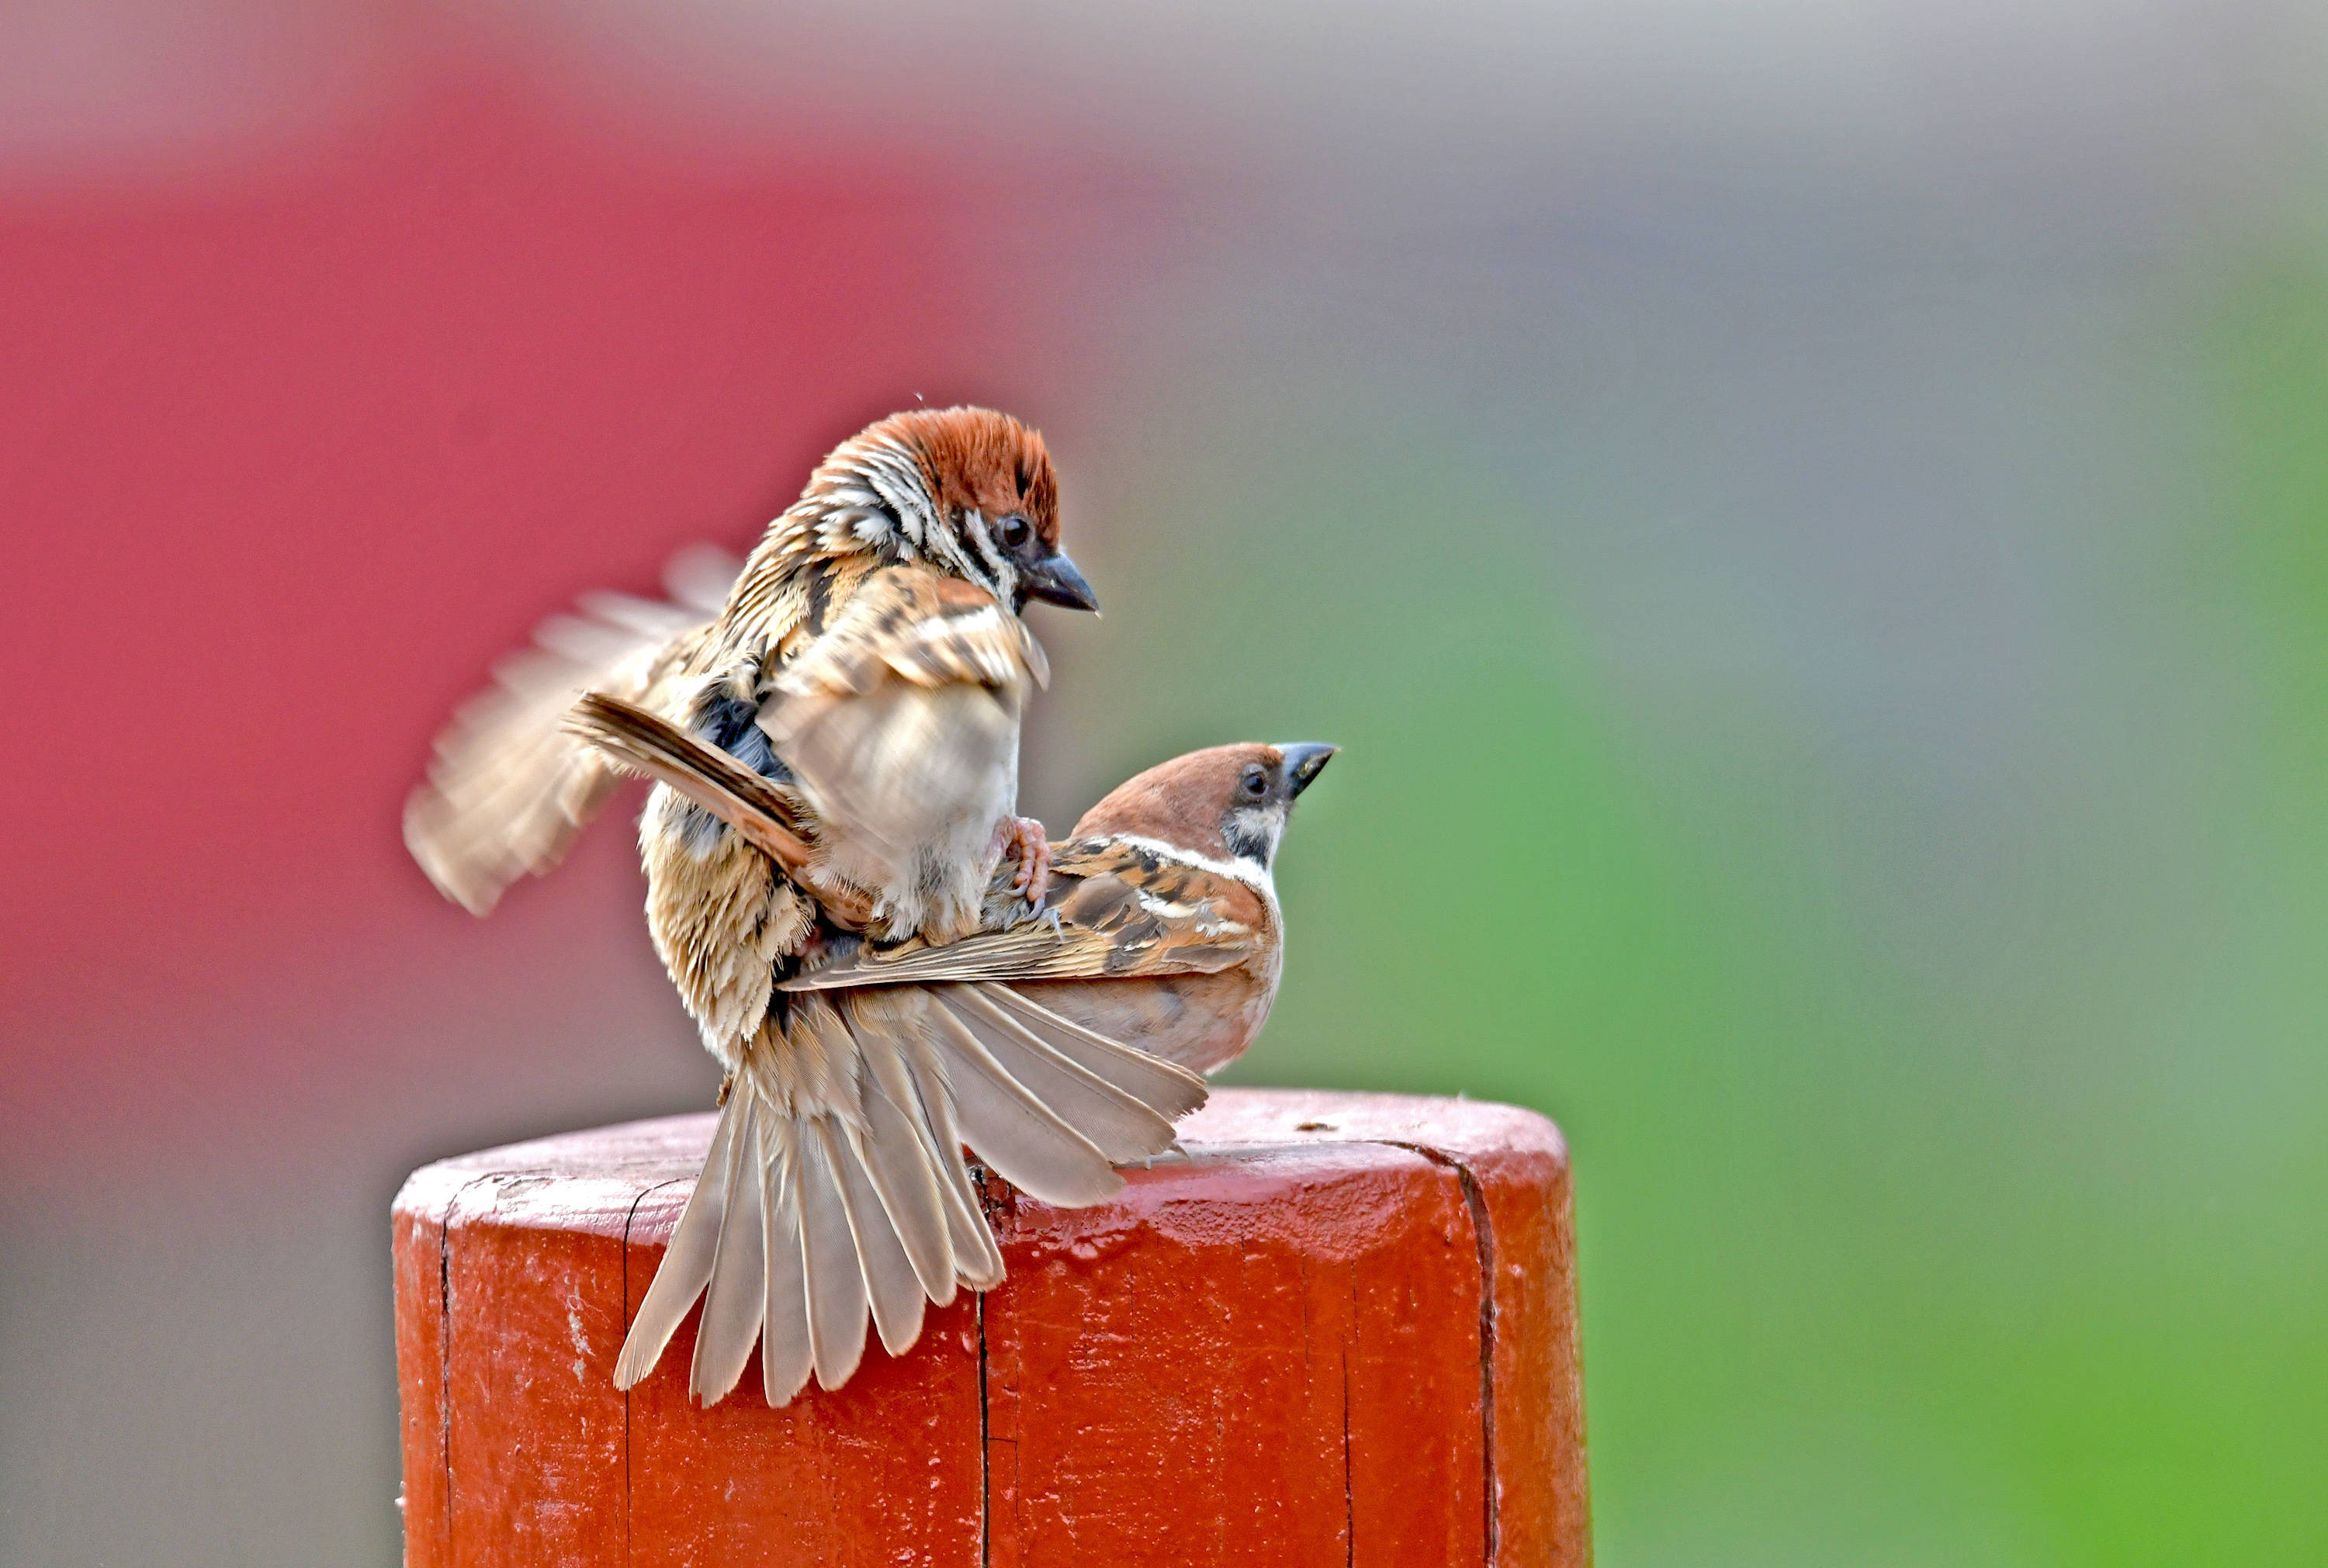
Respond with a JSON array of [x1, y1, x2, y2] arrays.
[[404, 410, 1193, 1404]]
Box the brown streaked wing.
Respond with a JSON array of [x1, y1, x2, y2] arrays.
[[771, 566, 1048, 700], [780, 839, 1266, 992]]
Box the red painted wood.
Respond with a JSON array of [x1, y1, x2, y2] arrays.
[[624, 1180, 986, 1565], [392, 1172, 455, 1568], [1181, 1092, 1592, 1564], [391, 1089, 1588, 1566]]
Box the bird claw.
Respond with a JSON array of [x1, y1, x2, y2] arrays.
[[993, 814, 1051, 909]]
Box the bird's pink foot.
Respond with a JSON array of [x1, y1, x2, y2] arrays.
[[993, 814, 1051, 910]]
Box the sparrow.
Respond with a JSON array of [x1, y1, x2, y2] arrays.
[[795, 740, 1339, 1077], [400, 408, 1176, 1399], [566, 703, 1334, 1405]]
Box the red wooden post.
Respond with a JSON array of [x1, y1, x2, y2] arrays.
[[393, 1089, 1589, 1566]]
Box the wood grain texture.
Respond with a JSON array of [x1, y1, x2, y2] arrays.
[[390, 1089, 1588, 1566]]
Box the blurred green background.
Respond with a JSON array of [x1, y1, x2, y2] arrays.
[[5, 2, 2327, 1563], [1020, 254, 2328, 1563]]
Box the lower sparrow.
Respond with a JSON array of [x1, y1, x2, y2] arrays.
[[575, 708, 1334, 1405]]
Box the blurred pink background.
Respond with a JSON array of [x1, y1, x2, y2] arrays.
[[2, 9, 1193, 1553]]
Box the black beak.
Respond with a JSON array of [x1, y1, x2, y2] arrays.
[[1018, 547, 1100, 612], [1278, 743, 1338, 798]]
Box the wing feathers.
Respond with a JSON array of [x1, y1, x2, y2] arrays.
[[618, 974, 1209, 1404], [941, 985, 1177, 1163], [797, 1123, 870, 1391], [883, 993, 1007, 1290], [773, 569, 1045, 699], [847, 1007, 963, 1304], [987, 985, 1209, 1121], [777, 844, 1270, 992], [613, 1089, 740, 1391], [921, 992, 1122, 1206], [689, 1092, 767, 1404], [758, 1123, 815, 1407], [563, 692, 813, 871], [404, 547, 736, 915], [826, 1122, 928, 1358], [780, 925, 1075, 990]]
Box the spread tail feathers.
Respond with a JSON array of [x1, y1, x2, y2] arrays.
[[612, 982, 1205, 1405]]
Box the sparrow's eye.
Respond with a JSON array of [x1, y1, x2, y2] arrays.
[[997, 514, 1032, 550], [1242, 766, 1269, 798]]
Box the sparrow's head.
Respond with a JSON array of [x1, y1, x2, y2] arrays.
[[1072, 742, 1336, 877], [795, 405, 1096, 614]]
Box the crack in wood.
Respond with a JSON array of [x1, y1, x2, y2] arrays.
[[618, 1179, 684, 1568], [1451, 1159, 1500, 1566], [1378, 1141, 1500, 1566], [1340, 1336, 1355, 1568], [977, 1289, 992, 1568], [437, 1175, 498, 1562], [972, 1161, 999, 1568]]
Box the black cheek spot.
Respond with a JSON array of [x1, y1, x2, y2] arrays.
[[1221, 813, 1273, 867]]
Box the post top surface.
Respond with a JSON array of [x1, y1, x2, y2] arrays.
[[394, 1088, 1565, 1222], [391, 1085, 1589, 1566]]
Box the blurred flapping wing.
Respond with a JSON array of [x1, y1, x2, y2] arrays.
[[404, 545, 738, 913]]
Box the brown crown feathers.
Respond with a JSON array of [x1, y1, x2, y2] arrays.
[[877, 405, 1060, 546]]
